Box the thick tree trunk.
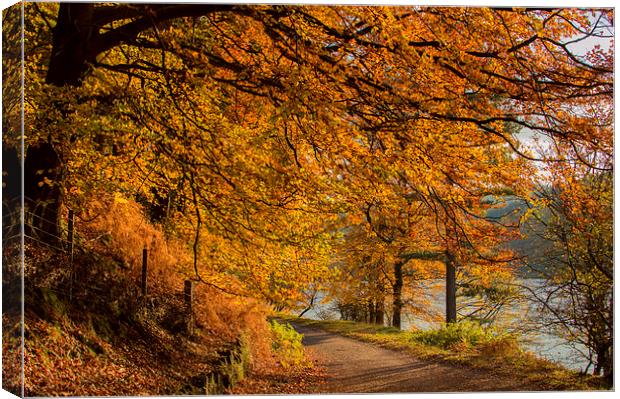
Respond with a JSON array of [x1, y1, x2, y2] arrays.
[[594, 343, 612, 382], [46, 4, 97, 86], [392, 261, 403, 329], [24, 4, 98, 242], [30, 4, 243, 242], [24, 143, 61, 243], [375, 298, 384, 325], [2, 146, 21, 229]]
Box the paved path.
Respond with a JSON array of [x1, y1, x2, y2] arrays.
[[293, 323, 535, 393]]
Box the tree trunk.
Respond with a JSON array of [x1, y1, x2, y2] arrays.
[[375, 298, 384, 325], [594, 343, 612, 382], [24, 143, 61, 243], [46, 4, 97, 86], [368, 301, 375, 324], [392, 261, 403, 329], [446, 251, 457, 323], [2, 145, 21, 233], [24, 4, 99, 242]]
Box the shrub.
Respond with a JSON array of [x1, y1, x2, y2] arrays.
[[269, 320, 307, 368], [409, 319, 515, 351]]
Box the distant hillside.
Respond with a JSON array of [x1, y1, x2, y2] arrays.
[[483, 195, 557, 277]]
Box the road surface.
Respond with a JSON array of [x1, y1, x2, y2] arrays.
[[293, 323, 538, 393]]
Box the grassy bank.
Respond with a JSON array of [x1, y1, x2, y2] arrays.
[[279, 315, 609, 391]]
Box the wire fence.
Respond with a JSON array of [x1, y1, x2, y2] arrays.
[[4, 203, 80, 299], [4, 213, 67, 250], [2, 202, 145, 280], [3, 206, 92, 248], [3, 200, 196, 331]]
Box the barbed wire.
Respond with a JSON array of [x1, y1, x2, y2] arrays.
[[23, 210, 61, 226], [26, 225, 69, 242], [3, 208, 92, 243], [2, 234, 22, 243], [23, 234, 68, 253]]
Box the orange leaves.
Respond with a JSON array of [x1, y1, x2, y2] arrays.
[[20, 4, 613, 317]]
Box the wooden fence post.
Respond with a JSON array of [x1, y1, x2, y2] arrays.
[[446, 251, 457, 324], [184, 280, 194, 335], [68, 209, 75, 300], [141, 247, 148, 296], [67, 209, 74, 252]]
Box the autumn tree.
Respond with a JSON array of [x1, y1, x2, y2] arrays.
[[8, 3, 613, 337], [327, 131, 524, 328], [16, 4, 612, 238], [19, 2, 346, 303], [522, 143, 613, 380]]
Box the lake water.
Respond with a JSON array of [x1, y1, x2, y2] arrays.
[[302, 280, 591, 373]]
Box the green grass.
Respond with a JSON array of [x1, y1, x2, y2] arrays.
[[277, 315, 609, 391]]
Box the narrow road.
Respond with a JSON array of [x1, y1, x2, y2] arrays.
[[293, 323, 536, 393]]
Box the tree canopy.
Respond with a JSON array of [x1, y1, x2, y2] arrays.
[[4, 2, 613, 377]]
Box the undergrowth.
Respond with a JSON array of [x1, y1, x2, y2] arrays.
[[269, 320, 308, 368], [409, 319, 516, 351], [206, 334, 252, 394], [3, 195, 275, 396]]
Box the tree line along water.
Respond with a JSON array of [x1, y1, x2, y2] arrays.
[[303, 280, 591, 373]]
